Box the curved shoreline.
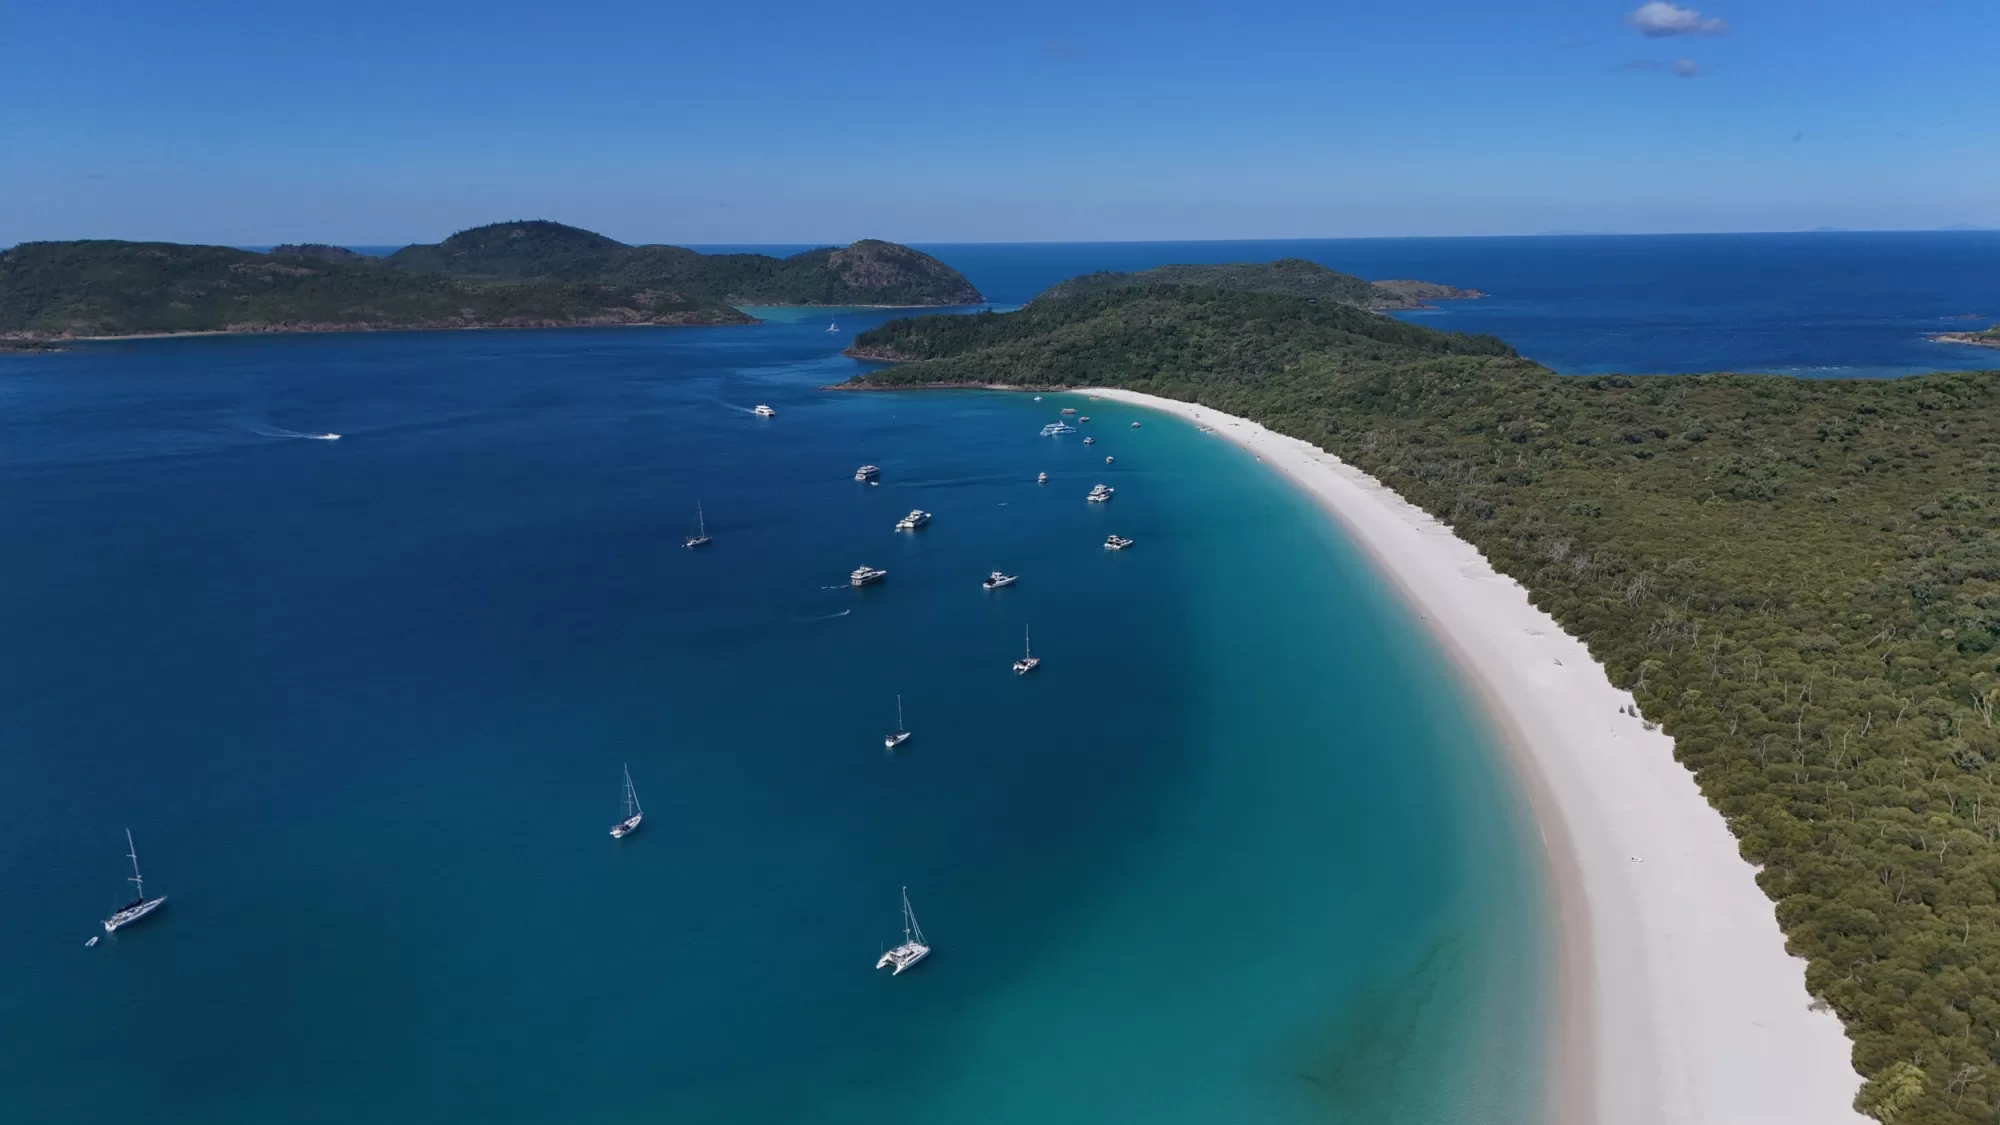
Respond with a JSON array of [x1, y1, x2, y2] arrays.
[[1082, 387, 1868, 1125]]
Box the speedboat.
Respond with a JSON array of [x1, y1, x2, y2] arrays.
[[1130, 421, 1141, 428], [894, 509, 931, 531], [1105, 535, 1134, 550], [850, 565, 888, 587], [1082, 436, 1095, 445], [983, 571, 1017, 590], [1079, 416, 1090, 423], [1105, 456, 1114, 464], [753, 404, 776, 417], [1037, 472, 1047, 484]]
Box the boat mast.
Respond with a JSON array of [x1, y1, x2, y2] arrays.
[[696, 502, 705, 537], [1024, 625, 1032, 658], [124, 829, 144, 900], [623, 764, 641, 818], [896, 694, 904, 732], [903, 887, 925, 946]]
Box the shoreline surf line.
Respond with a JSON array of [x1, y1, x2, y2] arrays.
[[1080, 386, 1868, 1125]]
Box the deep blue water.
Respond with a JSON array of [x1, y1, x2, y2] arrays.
[[0, 316, 1543, 1123]]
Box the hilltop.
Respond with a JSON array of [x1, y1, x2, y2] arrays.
[[1031, 258, 1481, 310], [845, 277, 2000, 1124], [385, 221, 984, 306], [0, 222, 982, 344]]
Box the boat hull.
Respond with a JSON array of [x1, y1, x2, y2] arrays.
[[610, 814, 643, 839], [103, 895, 167, 933], [885, 732, 912, 749], [876, 941, 930, 975], [1014, 658, 1040, 675]]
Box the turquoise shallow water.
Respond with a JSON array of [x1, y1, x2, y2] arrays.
[[0, 317, 1545, 1123]]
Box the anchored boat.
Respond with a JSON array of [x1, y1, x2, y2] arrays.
[[610, 764, 644, 838], [102, 830, 167, 934], [875, 887, 930, 975]]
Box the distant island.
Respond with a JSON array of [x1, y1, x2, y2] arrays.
[[1030, 258, 1482, 311], [1933, 325, 2000, 349], [0, 220, 982, 345], [843, 264, 2000, 1125]]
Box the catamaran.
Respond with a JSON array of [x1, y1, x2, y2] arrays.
[[875, 887, 930, 975], [855, 464, 881, 482], [885, 695, 911, 749], [102, 830, 167, 934], [1013, 625, 1040, 674], [610, 764, 643, 838], [895, 509, 931, 531], [684, 502, 712, 549], [753, 404, 776, 417]]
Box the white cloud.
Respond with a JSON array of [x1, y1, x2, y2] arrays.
[[1671, 58, 1701, 77], [1626, 2, 1727, 37]]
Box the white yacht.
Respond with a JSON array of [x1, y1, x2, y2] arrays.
[[875, 887, 930, 975], [1086, 483, 1114, 502], [983, 571, 1017, 590], [1060, 407, 1077, 415], [851, 565, 888, 587], [101, 830, 167, 934], [610, 764, 644, 838], [1105, 535, 1134, 550], [855, 464, 881, 482], [1079, 416, 1090, 423], [884, 695, 911, 749], [1036, 472, 1047, 484], [1039, 421, 1077, 436], [1130, 421, 1141, 428], [1013, 625, 1040, 674], [684, 502, 712, 549], [895, 509, 931, 531], [1105, 456, 1114, 464], [753, 404, 776, 417]]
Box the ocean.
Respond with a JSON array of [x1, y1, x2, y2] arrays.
[[1, 233, 1990, 1123]]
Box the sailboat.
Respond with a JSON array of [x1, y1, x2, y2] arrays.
[[874, 886, 930, 974], [684, 502, 712, 549], [102, 830, 167, 934], [826, 320, 840, 333], [1013, 625, 1040, 675], [885, 694, 912, 749], [610, 764, 643, 838]]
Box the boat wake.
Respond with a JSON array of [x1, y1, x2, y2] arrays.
[[801, 608, 853, 621], [249, 424, 341, 441]]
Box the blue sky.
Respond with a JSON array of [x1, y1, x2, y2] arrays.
[[2, 0, 1995, 245]]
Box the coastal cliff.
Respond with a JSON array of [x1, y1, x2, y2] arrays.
[[1933, 327, 2000, 349]]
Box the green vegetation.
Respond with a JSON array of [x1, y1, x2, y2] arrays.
[[0, 239, 750, 339], [0, 221, 982, 342], [1031, 258, 1479, 310], [850, 281, 2000, 1124], [386, 220, 984, 306]]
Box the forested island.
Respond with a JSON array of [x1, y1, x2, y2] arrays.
[[848, 269, 2000, 1125], [0, 220, 981, 343], [1032, 258, 1482, 310]]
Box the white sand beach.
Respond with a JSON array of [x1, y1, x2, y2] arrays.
[[1084, 388, 1869, 1125]]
